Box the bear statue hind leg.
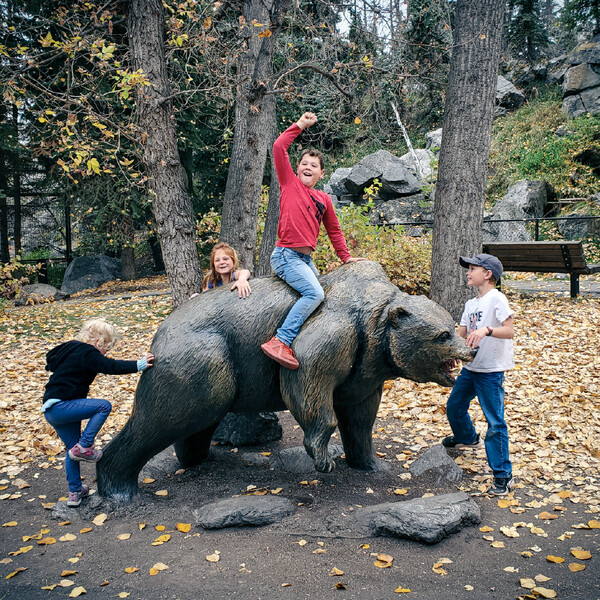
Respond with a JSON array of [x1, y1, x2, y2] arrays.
[[283, 383, 338, 473], [334, 387, 389, 472], [174, 423, 219, 468]]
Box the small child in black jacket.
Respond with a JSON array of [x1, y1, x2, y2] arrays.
[[42, 319, 154, 507]]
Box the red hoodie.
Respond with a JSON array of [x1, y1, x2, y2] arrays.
[[273, 124, 351, 263]]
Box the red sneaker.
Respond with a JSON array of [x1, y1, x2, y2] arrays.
[[260, 337, 299, 370]]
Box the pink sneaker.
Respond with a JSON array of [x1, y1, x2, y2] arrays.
[[68, 443, 103, 462], [67, 484, 90, 507], [261, 337, 299, 370]]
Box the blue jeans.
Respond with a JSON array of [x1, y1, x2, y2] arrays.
[[446, 368, 512, 479], [44, 398, 112, 492], [270, 247, 325, 347]]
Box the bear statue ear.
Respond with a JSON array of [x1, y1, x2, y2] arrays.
[[388, 306, 409, 328]]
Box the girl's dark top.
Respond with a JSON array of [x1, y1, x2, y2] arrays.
[[42, 340, 138, 403]]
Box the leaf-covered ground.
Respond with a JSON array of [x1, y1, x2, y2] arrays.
[[0, 277, 598, 599]]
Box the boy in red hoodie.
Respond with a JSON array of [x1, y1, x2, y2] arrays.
[[261, 112, 364, 370]]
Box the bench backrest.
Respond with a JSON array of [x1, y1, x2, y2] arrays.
[[482, 241, 588, 273]]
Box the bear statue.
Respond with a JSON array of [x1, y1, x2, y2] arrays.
[[97, 261, 473, 501]]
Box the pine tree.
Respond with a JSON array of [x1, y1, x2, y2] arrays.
[[507, 0, 549, 62]]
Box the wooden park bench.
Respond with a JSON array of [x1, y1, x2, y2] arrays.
[[482, 241, 600, 298]]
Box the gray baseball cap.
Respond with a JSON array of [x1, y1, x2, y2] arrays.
[[459, 253, 503, 281]]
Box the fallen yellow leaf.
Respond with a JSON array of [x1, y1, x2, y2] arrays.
[[37, 537, 56, 545], [538, 512, 558, 520], [149, 563, 168, 575], [79, 528, 92, 534], [59, 533, 77, 542], [520, 578, 536, 589], [374, 560, 392, 568], [124, 567, 139, 574], [92, 514, 107, 526], [393, 489, 408, 495], [155, 490, 168, 496], [61, 570, 77, 577], [206, 552, 220, 563], [330, 567, 344, 576], [394, 586, 410, 593], [532, 586, 556, 598], [5, 567, 27, 579], [588, 520, 600, 529], [117, 533, 131, 540], [479, 526, 494, 532], [2, 521, 18, 527], [176, 523, 191, 533], [570, 549, 591, 560], [69, 586, 86, 597], [546, 555, 564, 563], [142, 478, 155, 484], [118, 594, 130, 598]]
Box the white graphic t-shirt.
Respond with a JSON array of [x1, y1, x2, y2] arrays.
[[460, 288, 514, 373]]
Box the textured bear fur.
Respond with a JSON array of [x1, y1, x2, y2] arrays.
[[97, 261, 473, 501]]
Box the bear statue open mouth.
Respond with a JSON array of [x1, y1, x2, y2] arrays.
[[440, 358, 462, 383]]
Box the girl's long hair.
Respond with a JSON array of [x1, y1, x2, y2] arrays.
[[203, 242, 239, 289]]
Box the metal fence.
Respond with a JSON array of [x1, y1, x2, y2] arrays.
[[383, 215, 600, 243]]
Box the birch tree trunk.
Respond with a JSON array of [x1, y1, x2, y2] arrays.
[[430, 0, 505, 320], [128, 0, 202, 306]]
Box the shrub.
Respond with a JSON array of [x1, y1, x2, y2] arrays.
[[1, 258, 38, 300], [313, 198, 431, 295]]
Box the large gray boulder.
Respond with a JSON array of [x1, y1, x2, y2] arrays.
[[484, 180, 553, 242], [213, 412, 283, 446], [409, 445, 464, 486], [399, 149, 437, 182], [425, 128, 443, 154], [325, 167, 352, 198], [344, 150, 420, 197], [60, 254, 121, 294], [354, 492, 481, 544], [14, 283, 68, 306], [491, 180, 552, 219], [377, 194, 432, 225], [496, 75, 525, 117], [194, 496, 295, 529], [562, 36, 600, 118], [557, 212, 600, 240]]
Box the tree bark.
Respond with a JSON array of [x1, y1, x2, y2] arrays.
[[11, 104, 21, 256], [0, 146, 9, 263], [430, 0, 505, 321], [220, 0, 290, 272], [255, 98, 280, 276], [128, 0, 202, 306]]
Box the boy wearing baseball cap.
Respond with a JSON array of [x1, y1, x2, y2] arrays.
[[442, 253, 515, 495]]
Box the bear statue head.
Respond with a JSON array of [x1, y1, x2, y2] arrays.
[[385, 295, 474, 387]]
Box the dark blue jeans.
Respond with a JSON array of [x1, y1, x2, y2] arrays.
[[44, 398, 111, 492], [446, 368, 512, 479], [270, 247, 325, 347]]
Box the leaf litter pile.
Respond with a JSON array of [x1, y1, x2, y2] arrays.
[[0, 281, 598, 597]]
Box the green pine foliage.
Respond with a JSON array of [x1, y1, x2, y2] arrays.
[[506, 0, 549, 62]]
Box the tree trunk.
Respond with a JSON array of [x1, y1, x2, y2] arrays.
[[220, 0, 290, 272], [11, 104, 21, 256], [121, 246, 136, 280], [255, 98, 280, 276], [0, 146, 9, 263], [128, 0, 202, 307], [430, 0, 505, 321]]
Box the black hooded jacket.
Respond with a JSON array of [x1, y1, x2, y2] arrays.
[[43, 340, 138, 403]]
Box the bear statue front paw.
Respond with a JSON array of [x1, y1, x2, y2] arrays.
[[314, 455, 335, 473]]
